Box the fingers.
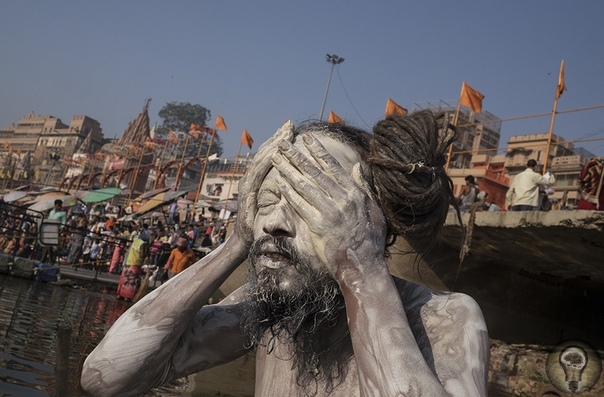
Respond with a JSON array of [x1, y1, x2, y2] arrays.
[[271, 152, 334, 212], [275, 138, 350, 197], [274, 178, 319, 222]]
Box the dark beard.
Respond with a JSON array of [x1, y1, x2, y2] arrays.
[[241, 236, 352, 395]]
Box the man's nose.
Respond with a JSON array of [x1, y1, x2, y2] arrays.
[[261, 203, 295, 238]]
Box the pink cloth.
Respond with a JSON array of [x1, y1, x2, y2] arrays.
[[109, 245, 123, 274], [116, 265, 143, 300]]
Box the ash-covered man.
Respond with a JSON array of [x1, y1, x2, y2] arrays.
[[82, 111, 489, 397]]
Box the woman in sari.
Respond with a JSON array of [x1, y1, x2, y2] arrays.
[[116, 232, 149, 302]]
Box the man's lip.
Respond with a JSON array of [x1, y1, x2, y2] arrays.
[[258, 251, 291, 269]]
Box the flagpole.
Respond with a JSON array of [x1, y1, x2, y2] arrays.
[[174, 135, 191, 190], [224, 139, 243, 218], [445, 89, 463, 172], [127, 147, 147, 205], [194, 129, 216, 206], [543, 60, 566, 175], [154, 137, 171, 189]]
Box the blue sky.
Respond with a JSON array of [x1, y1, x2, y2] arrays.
[[1, 1, 604, 157]]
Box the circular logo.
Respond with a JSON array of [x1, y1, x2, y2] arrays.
[[546, 340, 602, 394]]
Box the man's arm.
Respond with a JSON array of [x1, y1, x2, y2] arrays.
[[82, 120, 295, 397], [272, 136, 488, 396], [81, 235, 247, 397]]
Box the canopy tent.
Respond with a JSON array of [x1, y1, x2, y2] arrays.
[[134, 190, 189, 217], [28, 192, 77, 212], [81, 187, 122, 203], [3, 191, 30, 203], [209, 200, 238, 213], [133, 187, 171, 202]]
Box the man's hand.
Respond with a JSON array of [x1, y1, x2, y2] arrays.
[[271, 134, 387, 278], [234, 121, 294, 249]]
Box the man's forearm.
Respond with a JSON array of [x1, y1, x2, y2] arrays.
[[338, 259, 448, 397]]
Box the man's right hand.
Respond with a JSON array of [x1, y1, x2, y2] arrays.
[[233, 121, 294, 249]]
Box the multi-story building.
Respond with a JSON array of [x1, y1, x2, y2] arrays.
[[413, 100, 502, 169], [0, 112, 104, 187]]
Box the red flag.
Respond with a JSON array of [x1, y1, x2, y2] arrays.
[[328, 111, 345, 124], [556, 59, 567, 99], [241, 129, 254, 149], [385, 98, 408, 117], [459, 82, 484, 114], [215, 116, 227, 131]]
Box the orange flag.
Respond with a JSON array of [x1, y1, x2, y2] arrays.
[[385, 98, 408, 117], [190, 123, 204, 131], [3, 141, 8, 149], [189, 131, 202, 139], [241, 129, 254, 149], [459, 82, 485, 114], [215, 116, 227, 131], [556, 59, 567, 99], [328, 111, 345, 124]]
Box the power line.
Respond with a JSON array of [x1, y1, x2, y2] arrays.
[[335, 67, 371, 129]]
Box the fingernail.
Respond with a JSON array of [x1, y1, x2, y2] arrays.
[[278, 140, 290, 151], [271, 154, 282, 164], [302, 135, 313, 145]]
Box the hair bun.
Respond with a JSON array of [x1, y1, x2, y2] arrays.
[[369, 110, 457, 249]]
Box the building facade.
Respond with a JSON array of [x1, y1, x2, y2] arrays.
[[0, 112, 104, 187]]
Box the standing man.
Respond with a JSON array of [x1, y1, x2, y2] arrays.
[[48, 199, 67, 227], [82, 114, 489, 397], [163, 237, 195, 278], [457, 175, 479, 211], [506, 159, 555, 211]]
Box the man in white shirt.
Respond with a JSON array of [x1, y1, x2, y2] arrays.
[[506, 159, 555, 211]]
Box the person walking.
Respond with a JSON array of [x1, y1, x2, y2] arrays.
[[506, 159, 555, 211]]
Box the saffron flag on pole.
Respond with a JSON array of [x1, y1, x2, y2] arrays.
[[385, 98, 408, 117], [3, 141, 8, 149], [556, 59, 567, 99], [459, 82, 485, 114], [215, 116, 227, 131], [241, 129, 254, 149], [328, 111, 345, 124]]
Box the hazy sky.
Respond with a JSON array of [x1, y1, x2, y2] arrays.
[[2, 1, 604, 157]]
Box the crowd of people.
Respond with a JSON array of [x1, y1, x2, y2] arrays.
[[0, 198, 225, 302]]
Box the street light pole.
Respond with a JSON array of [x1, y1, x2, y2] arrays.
[[319, 54, 345, 121]]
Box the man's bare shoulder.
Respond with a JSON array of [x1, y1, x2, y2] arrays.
[[392, 276, 489, 395]]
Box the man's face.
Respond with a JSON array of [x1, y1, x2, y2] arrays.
[[249, 131, 362, 292]]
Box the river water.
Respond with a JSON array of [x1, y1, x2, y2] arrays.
[[0, 274, 129, 396]]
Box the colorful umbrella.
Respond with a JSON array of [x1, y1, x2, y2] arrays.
[[81, 188, 122, 203]]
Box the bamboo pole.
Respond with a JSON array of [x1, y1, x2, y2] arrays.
[[127, 147, 148, 205], [223, 136, 244, 218], [445, 90, 463, 172], [194, 129, 217, 206], [174, 135, 191, 190]]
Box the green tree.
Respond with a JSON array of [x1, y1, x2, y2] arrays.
[[157, 102, 223, 157]]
